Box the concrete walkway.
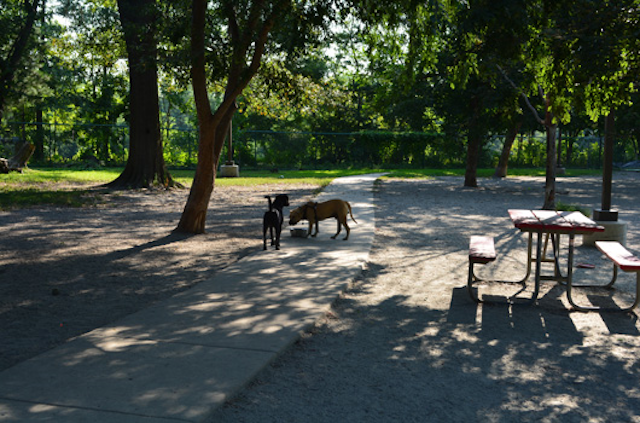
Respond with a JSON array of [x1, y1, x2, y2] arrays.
[[0, 174, 383, 423]]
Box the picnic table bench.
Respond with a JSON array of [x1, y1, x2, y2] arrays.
[[466, 213, 640, 312], [467, 236, 496, 302], [583, 241, 640, 312]]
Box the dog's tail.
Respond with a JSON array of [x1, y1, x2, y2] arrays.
[[264, 195, 273, 211], [347, 202, 357, 224]]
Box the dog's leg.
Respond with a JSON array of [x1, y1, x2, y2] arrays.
[[269, 225, 275, 246], [263, 224, 268, 250], [308, 220, 315, 237], [343, 220, 350, 240], [331, 218, 342, 239], [275, 209, 282, 249]]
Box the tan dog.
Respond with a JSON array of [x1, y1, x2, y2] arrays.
[[289, 199, 357, 240]]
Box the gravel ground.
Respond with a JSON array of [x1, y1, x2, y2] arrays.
[[207, 173, 640, 423], [2, 173, 640, 422]]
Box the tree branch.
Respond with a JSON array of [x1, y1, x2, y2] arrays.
[[496, 64, 545, 125], [221, 0, 289, 110], [222, 0, 239, 46]]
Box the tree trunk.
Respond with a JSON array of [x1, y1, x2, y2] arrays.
[[108, 0, 177, 189], [465, 134, 481, 187], [0, 141, 35, 173], [175, 105, 235, 234], [464, 97, 482, 188], [493, 120, 522, 178], [543, 99, 557, 210], [175, 0, 283, 234], [34, 108, 44, 161], [0, 0, 42, 122], [601, 109, 615, 212]]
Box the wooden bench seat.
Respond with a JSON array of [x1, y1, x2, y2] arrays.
[[468, 236, 496, 302], [596, 241, 640, 272], [592, 241, 640, 312], [469, 236, 496, 264]]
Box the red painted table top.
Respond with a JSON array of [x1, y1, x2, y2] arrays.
[[508, 209, 605, 234]]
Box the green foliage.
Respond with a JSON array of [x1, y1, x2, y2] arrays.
[[1, 0, 639, 182], [1, 1, 44, 96]]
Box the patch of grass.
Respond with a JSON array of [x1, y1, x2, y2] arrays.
[[0, 167, 380, 209], [0, 187, 99, 209], [0, 167, 123, 184], [0, 166, 604, 210], [555, 201, 592, 217], [0, 168, 117, 209], [171, 168, 385, 189]]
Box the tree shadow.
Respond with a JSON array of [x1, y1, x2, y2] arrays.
[[316, 292, 640, 421]]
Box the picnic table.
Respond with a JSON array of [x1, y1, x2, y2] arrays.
[[470, 209, 640, 311], [508, 209, 605, 306]]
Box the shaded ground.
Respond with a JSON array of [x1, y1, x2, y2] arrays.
[[0, 183, 319, 371], [208, 173, 640, 423]]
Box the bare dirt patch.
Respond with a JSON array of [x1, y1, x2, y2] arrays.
[[0, 183, 319, 371]]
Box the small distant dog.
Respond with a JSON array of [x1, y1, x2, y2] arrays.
[[263, 194, 289, 250], [289, 199, 357, 240]]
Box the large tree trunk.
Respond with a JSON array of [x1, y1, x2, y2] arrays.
[[493, 120, 522, 178], [108, 0, 177, 189]]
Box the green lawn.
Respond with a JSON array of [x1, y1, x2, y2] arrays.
[[0, 166, 602, 210]]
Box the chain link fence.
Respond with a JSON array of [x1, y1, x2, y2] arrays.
[[2, 121, 638, 169]]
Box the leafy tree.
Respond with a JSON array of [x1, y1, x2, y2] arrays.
[[52, 0, 128, 163], [558, 0, 640, 215], [176, 0, 331, 234], [439, 0, 532, 187]]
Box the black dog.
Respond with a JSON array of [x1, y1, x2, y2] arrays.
[[263, 194, 289, 250]]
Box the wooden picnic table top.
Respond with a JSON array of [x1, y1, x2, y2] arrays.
[[508, 209, 605, 234]]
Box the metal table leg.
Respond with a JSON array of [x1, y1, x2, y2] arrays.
[[532, 231, 542, 303]]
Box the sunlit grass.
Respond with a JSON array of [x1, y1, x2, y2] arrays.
[[0, 166, 603, 210], [0, 167, 123, 184]]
